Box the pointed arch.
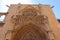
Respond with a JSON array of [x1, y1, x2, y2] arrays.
[[11, 23, 49, 40]]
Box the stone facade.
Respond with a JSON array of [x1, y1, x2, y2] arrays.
[[0, 4, 60, 40]]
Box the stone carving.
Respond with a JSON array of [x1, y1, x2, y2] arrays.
[[11, 14, 48, 27], [9, 6, 54, 40], [22, 9, 37, 16], [11, 23, 49, 40], [11, 14, 50, 40]]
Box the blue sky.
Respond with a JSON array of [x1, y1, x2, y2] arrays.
[[31, 0, 60, 19], [0, 0, 60, 21]]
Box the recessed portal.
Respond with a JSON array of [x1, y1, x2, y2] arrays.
[[11, 23, 49, 40]]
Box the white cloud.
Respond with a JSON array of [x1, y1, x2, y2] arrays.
[[0, 15, 5, 21], [0, 0, 32, 21], [1, 0, 32, 5], [0, 0, 32, 12]]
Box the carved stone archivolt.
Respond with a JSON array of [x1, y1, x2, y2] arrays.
[[11, 23, 49, 40]]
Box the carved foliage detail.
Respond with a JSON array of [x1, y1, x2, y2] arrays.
[[11, 14, 48, 25]]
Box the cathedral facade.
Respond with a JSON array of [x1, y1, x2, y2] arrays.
[[0, 4, 60, 40]]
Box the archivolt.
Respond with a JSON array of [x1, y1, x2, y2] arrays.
[[11, 23, 49, 40]]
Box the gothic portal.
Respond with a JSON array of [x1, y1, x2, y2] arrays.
[[10, 5, 50, 40], [0, 4, 60, 40]]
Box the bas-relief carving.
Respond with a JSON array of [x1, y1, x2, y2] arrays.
[[5, 6, 54, 40]]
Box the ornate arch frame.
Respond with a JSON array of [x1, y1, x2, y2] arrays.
[[11, 22, 49, 40]]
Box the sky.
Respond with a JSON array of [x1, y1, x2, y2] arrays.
[[0, 0, 60, 21]]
